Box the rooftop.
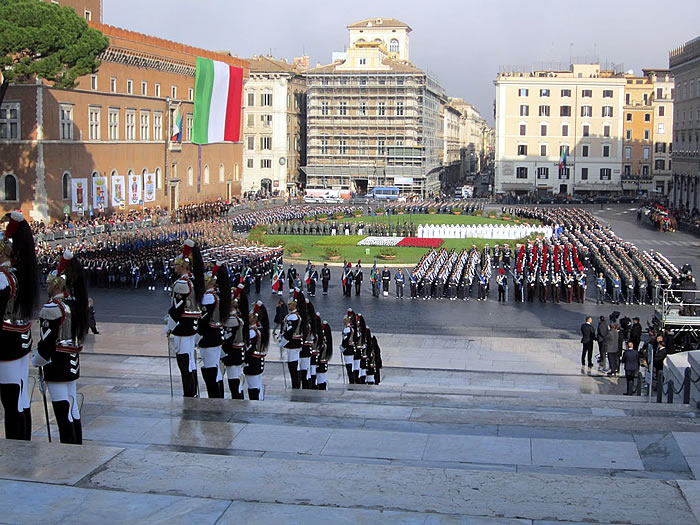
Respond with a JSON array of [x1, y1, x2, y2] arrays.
[[246, 55, 304, 74], [308, 56, 423, 75], [347, 18, 412, 31]]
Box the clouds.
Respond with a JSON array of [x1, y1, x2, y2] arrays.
[[104, 0, 700, 125]]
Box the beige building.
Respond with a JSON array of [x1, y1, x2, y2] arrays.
[[303, 18, 446, 196], [450, 98, 490, 175], [495, 63, 626, 196], [670, 37, 700, 210], [242, 56, 306, 198], [621, 70, 674, 196]]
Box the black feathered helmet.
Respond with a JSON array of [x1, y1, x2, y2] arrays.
[[1, 211, 38, 319]]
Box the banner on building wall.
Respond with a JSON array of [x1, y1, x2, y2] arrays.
[[143, 173, 156, 202], [128, 173, 142, 206], [92, 176, 108, 211], [111, 175, 125, 207], [71, 178, 88, 212]]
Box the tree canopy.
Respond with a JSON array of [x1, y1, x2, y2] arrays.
[[0, 0, 109, 89]]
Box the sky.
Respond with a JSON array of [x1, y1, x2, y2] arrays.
[[104, 0, 700, 126]]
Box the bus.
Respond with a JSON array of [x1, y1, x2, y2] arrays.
[[370, 186, 400, 200]]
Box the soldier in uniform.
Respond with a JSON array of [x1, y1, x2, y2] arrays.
[[280, 298, 302, 389], [164, 239, 204, 397], [245, 303, 269, 400], [321, 263, 331, 295], [287, 265, 298, 293], [197, 262, 231, 398], [315, 321, 333, 391], [395, 268, 405, 299], [253, 263, 263, 294], [222, 284, 248, 399], [596, 272, 606, 304], [497, 268, 507, 302], [341, 309, 356, 384], [0, 212, 38, 441], [354, 261, 363, 296], [381, 266, 391, 297], [298, 300, 314, 389], [307, 264, 318, 297], [342, 262, 353, 297], [409, 270, 418, 299], [33, 250, 89, 444]]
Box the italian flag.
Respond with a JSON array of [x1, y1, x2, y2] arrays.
[[192, 57, 243, 144]]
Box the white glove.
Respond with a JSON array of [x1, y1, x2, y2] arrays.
[[164, 315, 177, 335], [32, 350, 50, 368]]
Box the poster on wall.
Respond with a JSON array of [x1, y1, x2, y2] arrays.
[[143, 173, 156, 202], [71, 178, 88, 212], [111, 175, 125, 207], [128, 173, 142, 205], [92, 176, 108, 211]]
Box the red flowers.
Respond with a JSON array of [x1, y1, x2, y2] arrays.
[[397, 237, 443, 248]]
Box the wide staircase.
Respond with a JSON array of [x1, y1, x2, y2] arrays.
[[2, 353, 700, 524]]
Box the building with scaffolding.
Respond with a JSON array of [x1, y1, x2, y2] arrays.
[[302, 18, 446, 197]]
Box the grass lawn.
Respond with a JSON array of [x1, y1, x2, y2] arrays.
[[262, 234, 535, 265], [340, 214, 539, 226]]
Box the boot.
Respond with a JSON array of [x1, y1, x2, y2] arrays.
[[228, 379, 244, 399], [300, 371, 309, 389], [248, 388, 260, 400], [0, 384, 25, 440], [353, 370, 360, 384], [202, 368, 224, 398], [52, 400, 77, 444], [22, 408, 32, 441], [310, 375, 317, 389], [176, 354, 196, 397], [345, 364, 355, 384], [72, 418, 82, 445], [288, 361, 300, 389], [316, 382, 327, 391]]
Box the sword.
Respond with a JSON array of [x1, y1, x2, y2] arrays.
[[166, 336, 174, 397], [38, 367, 52, 443], [279, 343, 288, 389]]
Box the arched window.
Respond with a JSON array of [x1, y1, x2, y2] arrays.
[[1, 174, 18, 202], [155, 167, 162, 190], [187, 166, 193, 186], [203, 165, 210, 185], [234, 163, 239, 182], [62, 172, 71, 200], [389, 39, 399, 53], [219, 163, 225, 183]]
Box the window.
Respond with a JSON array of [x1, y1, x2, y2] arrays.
[[377, 139, 385, 155], [203, 165, 210, 185], [602, 106, 613, 117], [559, 167, 570, 179], [188, 88, 194, 101], [562, 124, 569, 137], [540, 124, 547, 136], [644, 129, 650, 140], [62, 172, 71, 200], [108, 108, 119, 140], [186, 114, 193, 141], [260, 114, 272, 127], [126, 80, 133, 95], [247, 93, 255, 107], [171, 85, 177, 99], [581, 89, 592, 98], [339, 139, 347, 155], [582, 124, 590, 137], [396, 78, 404, 86], [560, 105, 571, 117], [88, 107, 100, 140], [1, 174, 17, 201], [339, 101, 347, 116], [643, 146, 650, 159], [359, 58, 366, 66], [261, 93, 272, 106], [540, 89, 550, 97], [125, 110, 136, 140], [581, 167, 589, 180], [516, 167, 528, 179], [537, 167, 549, 179], [139, 81, 147, 96], [261, 159, 272, 169], [655, 142, 667, 153], [358, 138, 366, 154], [602, 90, 613, 98], [356, 102, 366, 116], [538, 105, 550, 117], [655, 159, 665, 170], [140, 111, 149, 141], [153, 112, 162, 141], [187, 166, 194, 186], [657, 87, 664, 99], [155, 83, 161, 98], [519, 124, 526, 136], [643, 93, 649, 105], [396, 102, 404, 116], [625, 93, 631, 105], [155, 167, 162, 190], [389, 39, 399, 53], [659, 105, 665, 117], [626, 129, 632, 140], [540, 144, 547, 156], [517, 144, 527, 155], [110, 77, 117, 93], [247, 158, 254, 168], [247, 136, 255, 150], [216, 164, 224, 184], [644, 113, 650, 122], [582, 144, 589, 157], [378, 102, 385, 116], [59, 104, 73, 140], [321, 102, 329, 116], [624, 146, 631, 159], [260, 136, 272, 150], [642, 165, 649, 176], [626, 112, 632, 121], [581, 105, 592, 117], [84, 9, 91, 20], [603, 125, 610, 138], [624, 164, 631, 175], [519, 104, 529, 116], [518, 88, 528, 97], [90, 75, 98, 90], [561, 89, 571, 97], [246, 114, 254, 128], [600, 168, 611, 180], [603, 144, 610, 157], [0, 103, 20, 139]]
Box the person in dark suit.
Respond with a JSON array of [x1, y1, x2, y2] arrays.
[[629, 317, 643, 351], [580, 316, 595, 367], [596, 316, 609, 369], [621, 342, 640, 395]]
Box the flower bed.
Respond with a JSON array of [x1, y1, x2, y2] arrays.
[[356, 236, 403, 247], [396, 237, 443, 248]]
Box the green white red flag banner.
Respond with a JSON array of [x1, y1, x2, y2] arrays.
[[193, 57, 243, 144]]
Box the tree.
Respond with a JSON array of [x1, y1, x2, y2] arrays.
[[0, 0, 109, 102]]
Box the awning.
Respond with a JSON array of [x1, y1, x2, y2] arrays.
[[574, 183, 622, 192]]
